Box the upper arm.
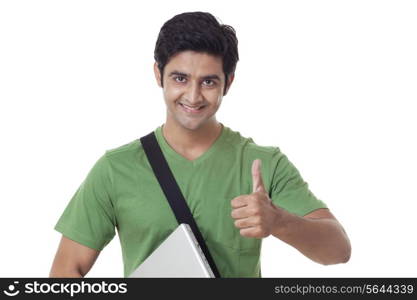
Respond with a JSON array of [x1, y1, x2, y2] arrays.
[[303, 208, 336, 220], [303, 208, 349, 237], [50, 235, 100, 277]]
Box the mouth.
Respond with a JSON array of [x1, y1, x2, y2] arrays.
[[178, 103, 206, 114]]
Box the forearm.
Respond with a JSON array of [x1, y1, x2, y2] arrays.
[[271, 206, 351, 265]]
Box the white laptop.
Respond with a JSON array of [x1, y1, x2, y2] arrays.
[[128, 223, 215, 278]]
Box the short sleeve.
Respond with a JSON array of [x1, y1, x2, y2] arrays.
[[269, 148, 327, 216], [54, 152, 117, 251]]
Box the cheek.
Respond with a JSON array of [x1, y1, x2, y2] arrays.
[[163, 85, 183, 103], [204, 89, 223, 104]]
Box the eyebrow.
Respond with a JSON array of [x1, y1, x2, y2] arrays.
[[168, 71, 221, 81]]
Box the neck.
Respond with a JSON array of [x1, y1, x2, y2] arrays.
[[162, 119, 223, 154]]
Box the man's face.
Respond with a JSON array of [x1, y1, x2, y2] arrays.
[[154, 50, 233, 131]]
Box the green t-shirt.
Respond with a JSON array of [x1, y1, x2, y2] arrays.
[[54, 123, 327, 277]]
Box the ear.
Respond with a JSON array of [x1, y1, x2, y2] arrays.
[[153, 62, 162, 87], [224, 73, 235, 96]]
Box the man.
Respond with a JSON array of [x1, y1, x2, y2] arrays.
[[50, 11, 351, 278]]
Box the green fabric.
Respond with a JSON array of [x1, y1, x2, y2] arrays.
[[54, 123, 327, 277]]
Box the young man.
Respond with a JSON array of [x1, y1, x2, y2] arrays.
[[50, 12, 351, 278]]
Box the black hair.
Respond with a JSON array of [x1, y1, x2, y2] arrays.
[[154, 11, 239, 95]]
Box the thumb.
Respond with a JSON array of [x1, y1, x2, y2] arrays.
[[252, 159, 266, 193]]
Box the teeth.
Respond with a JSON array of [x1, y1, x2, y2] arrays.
[[181, 103, 203, 110]]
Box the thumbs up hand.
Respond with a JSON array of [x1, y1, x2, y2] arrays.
[[231, 159, 282, 238]]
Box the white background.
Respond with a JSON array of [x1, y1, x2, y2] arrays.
[[0, 0, 416, 277]]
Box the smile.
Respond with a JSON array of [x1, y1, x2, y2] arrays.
[[179, 103, 206, 114]]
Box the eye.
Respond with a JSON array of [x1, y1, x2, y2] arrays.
[[203, 79, 215, 86], [174, 76, 186, 83]]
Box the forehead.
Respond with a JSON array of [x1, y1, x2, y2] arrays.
[[164, 50, 224, 78]]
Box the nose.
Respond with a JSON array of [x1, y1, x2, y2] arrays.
[[183, 80, 203, 106]]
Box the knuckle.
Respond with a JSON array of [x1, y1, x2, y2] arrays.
[[234, 219, 240, 227], [252, 207, 260, 216]]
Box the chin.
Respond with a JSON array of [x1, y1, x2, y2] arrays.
[[175, 117, 208, 131]]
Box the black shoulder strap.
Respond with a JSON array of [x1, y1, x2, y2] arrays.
[[139, 131, 221, 278]]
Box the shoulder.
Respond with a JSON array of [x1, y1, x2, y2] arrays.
[[225, 125, 283, 159], [106, 138, 140, 156], [224, 125, 287, 190], [102, 138, 142, 167]]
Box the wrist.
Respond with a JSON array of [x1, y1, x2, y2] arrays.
[[271, 204, 296, 239]]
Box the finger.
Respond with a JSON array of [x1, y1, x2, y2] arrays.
[[231, 196, 249, 209], [233, 216, 260, 229], [239, 227, 263, 238], [252, 159, 266, 193], [231, 206, 253, 219]]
